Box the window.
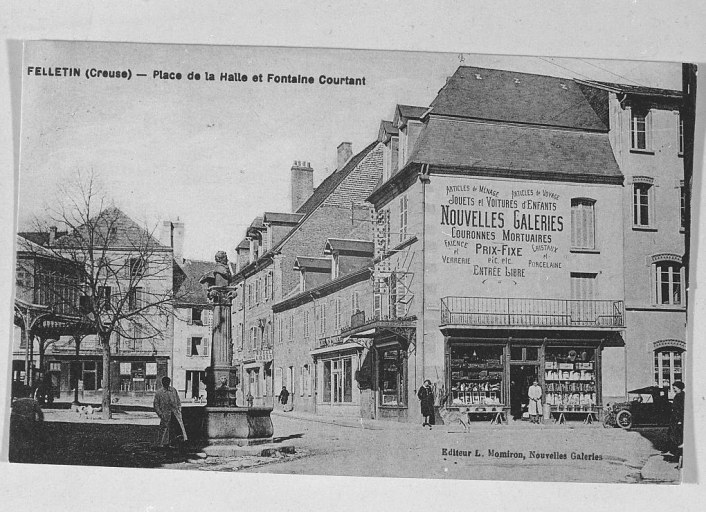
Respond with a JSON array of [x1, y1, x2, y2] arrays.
[[633, 182, 653, 227], [302, 364, 311, 396], [351, 291, 360, 313], [374, 293, 382, 320], [571, 199, 595, 250], [319, 303, 327, 334], [128, 287, 143, 311], [321, 357, 353, 404], [304, 310, 310, 338], [97, 286, 111, 310], [277, 317, 283, 344], [631, 109, 650, 150], [255, 279, 261, 304], [399, 194, 408, 242], [678, 114, 685, 155], [16, 269, 32, 288], [654, 348, 684, 397], [655, 261, 683, 305], [188, 336, 208, 357], [680, 184, 687, 230], [191, 308, 202, 325], [263, 274, 269, 302], [237, 323, 243, 349], [570, 273, 596, 300], [287, 366, 294, 394], [247, 284, 253, 307], [263, 322, 270, 348], [379, 347, 406, 406], [288, 315, 294, 341], [129, 258, 145, 277], [334, 298, 342, 331]]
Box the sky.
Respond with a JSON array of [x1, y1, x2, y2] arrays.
[[17, 41, 683, 261]]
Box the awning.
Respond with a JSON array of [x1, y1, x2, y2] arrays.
[[244, 361, 264, 370], [310, 342, 363, 357]]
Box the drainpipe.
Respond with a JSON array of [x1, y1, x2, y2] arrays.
[[419, 163, 430, 385]]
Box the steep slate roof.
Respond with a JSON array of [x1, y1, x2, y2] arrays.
[[408, 117, 622, 181], [295, 140, 379, 216], [293, 256, 332, 272], [429, 66, 608, 131], [323, 238, 375, 255], [55, 207, 168, 250], [396, 104, 428, 121], [576, 79, 682, 99], [173, 259, 217, 306], [378, 120, 399, 142]]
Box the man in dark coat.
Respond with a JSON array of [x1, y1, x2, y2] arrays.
[[417, 379, 435, 429], [278, 386, 290, 406], [669, 381, 685, 463]]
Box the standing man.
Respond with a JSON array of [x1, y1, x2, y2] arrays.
[[528, 379, 543, 424], [669, 381, 685, 465], [154, 376, 188, 449], [278, 386, 290, 409], [417, 379, 435, 429]]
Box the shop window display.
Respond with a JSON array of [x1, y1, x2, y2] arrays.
[[380, 347, 406, 406], [544, 347, 596, 410], [449, 346, 503, 407]]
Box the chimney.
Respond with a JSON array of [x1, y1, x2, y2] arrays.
[[159, 220, 185, 260], [171, 220, 185, 261], [48, 226, 58, 246], [337, 142, 352, 170], [290, 160, 314, 212]]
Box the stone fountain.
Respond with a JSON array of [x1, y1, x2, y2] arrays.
[[181, 251, 273, 446]]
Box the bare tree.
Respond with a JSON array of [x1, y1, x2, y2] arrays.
[[21, 171, 180, 418]]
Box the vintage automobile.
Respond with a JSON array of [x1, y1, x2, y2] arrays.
[[603, 386, 672, 429]]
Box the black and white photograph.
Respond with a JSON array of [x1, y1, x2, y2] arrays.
[[4, 40, 697, 490]]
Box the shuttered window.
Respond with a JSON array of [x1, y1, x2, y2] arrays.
[[571, 199, 595, 250]]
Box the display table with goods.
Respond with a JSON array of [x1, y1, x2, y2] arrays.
[[449, 345, 507, 424]]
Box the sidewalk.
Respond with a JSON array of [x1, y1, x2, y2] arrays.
[[272, 408, 606, 431]]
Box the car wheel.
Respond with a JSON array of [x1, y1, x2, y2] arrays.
[[616, 410, 633, 429]]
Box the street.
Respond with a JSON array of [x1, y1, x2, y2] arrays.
[[8, 404, 680, 484]]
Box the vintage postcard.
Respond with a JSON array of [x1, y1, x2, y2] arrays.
[[7, 40, 694, 484]]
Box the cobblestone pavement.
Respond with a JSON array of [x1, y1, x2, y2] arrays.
[[10, 404, 680, 484]]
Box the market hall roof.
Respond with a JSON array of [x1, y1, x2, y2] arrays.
[[428, 66, 608, 131]]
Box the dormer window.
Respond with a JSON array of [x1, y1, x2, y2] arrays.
[[631, 108, 652, 151]]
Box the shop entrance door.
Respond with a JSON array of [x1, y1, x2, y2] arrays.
[[510, 365, 538, 420]]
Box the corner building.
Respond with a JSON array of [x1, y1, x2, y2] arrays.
[[367, 67, 627, 423]]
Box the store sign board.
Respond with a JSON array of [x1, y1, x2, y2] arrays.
[[430, 176, 571, 294]]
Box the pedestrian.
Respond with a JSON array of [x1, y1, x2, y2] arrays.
[[528, 379, 543, 424], [153, 376, 188, 450], [668, 380, 685, 464], [277, 386, 290, 406], [417, 379, 435, 429]]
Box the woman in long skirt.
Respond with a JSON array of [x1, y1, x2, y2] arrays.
[[417, 379, 435, 429]]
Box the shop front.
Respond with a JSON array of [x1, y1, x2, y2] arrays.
[[443, 330, 623, 424], [311, 342, 362, 418], [339, 316, 416, 422]]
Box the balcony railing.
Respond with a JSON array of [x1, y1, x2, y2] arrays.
[[440, 296, 624, 328]]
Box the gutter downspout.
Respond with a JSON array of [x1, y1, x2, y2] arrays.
[[419, 163, 430, 386]]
